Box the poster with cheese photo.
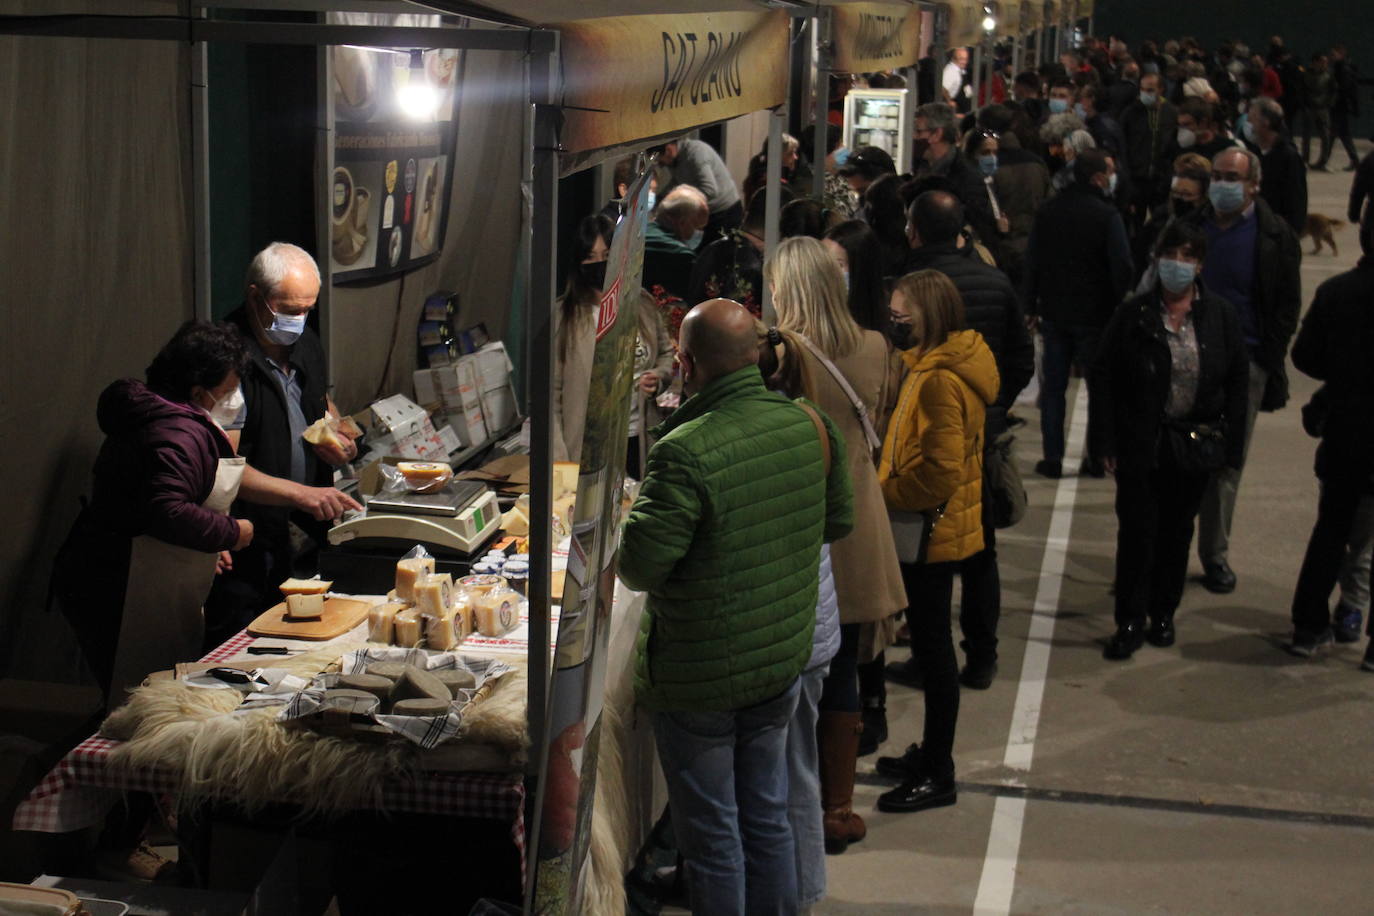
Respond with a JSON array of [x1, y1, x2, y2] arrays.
[[408, 155, 447, 259]]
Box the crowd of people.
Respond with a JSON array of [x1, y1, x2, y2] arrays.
[[575, 30, 1374, 916]]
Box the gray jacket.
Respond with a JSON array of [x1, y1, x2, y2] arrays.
[[665, 139, 741, 214]]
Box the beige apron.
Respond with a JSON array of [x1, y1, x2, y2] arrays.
[[109, 456, 246, 700]]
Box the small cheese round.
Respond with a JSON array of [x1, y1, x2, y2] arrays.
[[365, 662, 409, 683], [390, 698, 452, 717], [434, 669, 477, 697], [338, 674, 393, 702], [320, 689, 380, 716], [391, 666, 450, 704]]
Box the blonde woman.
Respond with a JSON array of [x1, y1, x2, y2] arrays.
[[763, 237, 907, 855], [874, 269, 998, 814]]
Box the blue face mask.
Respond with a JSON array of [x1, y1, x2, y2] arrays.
[[833, 146, 851, 167], [261, 299, 307, 345], [1073, 102, 1088, 120], [1048, 97, 1070, 114], [645, 190, 657, 211], [1208, 179, 1245, 214], [1139, 91, 1158, 107], [978, 154, 999, 177], [1241, 117, 1257, 143], [687, 229, 704, 250], [1157, 258, 1196, 295]]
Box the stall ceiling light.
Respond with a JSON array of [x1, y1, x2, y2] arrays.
[[396, 48, 440, 120]]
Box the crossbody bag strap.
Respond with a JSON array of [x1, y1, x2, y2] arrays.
[[792, 333, 883, 452], [796, 401, 832, 477]]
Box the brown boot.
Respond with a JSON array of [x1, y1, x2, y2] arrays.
[[817, 710, 866, 854]]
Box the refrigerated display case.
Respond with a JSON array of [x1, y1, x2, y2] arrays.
[[843, 88, 913, 174]]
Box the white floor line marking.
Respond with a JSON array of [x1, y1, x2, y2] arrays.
[[972, 382, 1089, 915]]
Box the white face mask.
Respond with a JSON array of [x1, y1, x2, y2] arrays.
[[208, 386, 244, 428]]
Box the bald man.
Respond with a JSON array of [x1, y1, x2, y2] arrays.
[[620, 299, 853, 915]]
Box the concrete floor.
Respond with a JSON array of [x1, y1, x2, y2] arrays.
[[820, 145, 1374, 915]]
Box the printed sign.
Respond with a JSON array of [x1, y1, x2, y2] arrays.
[[831, 2, 924, 73]]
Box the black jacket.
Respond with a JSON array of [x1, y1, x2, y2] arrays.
[[1332, 58, 1360, 117], [1254, 135, 1308, 234], [226, 305, 332, 542], [915, 149, 998, 249], [1089, 284, 1250, 473], [902, 242, 1034, 437], [1290, 256, 1374, 483], [1185, 196, 1303, 409], [1119, 99, 1179, 189], [1024, 182, 1134, 327]]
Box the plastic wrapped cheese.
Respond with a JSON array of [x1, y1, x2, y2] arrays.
[[459, 574, 507, 596], [280, 578, 331, 596], [397, 461, 451, 482], [393, 608, 423, 647], [413, 573, 454, 619], [285, 593, 324, 620], [367, 601, 406, 643], [474, 588, 520, 637], [395, 557, 435, 603]]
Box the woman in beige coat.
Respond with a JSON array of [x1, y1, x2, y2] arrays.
[[553, 214, 675, 476], [765, 236, 907, 854]]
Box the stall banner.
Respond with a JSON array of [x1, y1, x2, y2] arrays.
[[831, 2, 923, 73], [946, 0, 986, 48], [328, 45, 460, 282], [527, 166, 653, 915], [555, 10, 790, 157]]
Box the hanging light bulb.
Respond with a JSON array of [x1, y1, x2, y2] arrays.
[[396, 49, 439, 120]]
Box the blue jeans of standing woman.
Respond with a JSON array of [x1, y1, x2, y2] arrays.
[[654, 679, 802, 916], [787, 664, 829, 909]]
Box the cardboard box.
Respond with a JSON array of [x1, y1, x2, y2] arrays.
[[444, 401, 489, 447], [413, 360, 484, 414], [369, 394, 447, 461], [479, 382, 519, 432]]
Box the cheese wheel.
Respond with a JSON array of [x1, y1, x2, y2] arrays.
[[413, 573, 454, 620], [391, 666, 450, 704], [280, 578, 331, 596], [320, 689, 380, 716], [338, 673, 393, 702], [285, 593, 325, 620], [394, 557, 435, 603], [367, 601, 406, 643], [458, 574, 507, 596], [434, 669, 477, 697], [365, 662, 409, 683], [397, 461, 452, 482], [391, 698, 451, 717], [474, 589, 519, 637], [393, 608, 423, 647]]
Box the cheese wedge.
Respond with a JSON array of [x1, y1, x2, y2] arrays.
[[302, 416, 344, 450], [280, 578, 331, 596], [413, 573, 454, 619], [365, 662, 409, 683], [367, 601, 406, 643], [424, 604, 466, 651], [285, 593, 325, 620], [392, 666, 450, 704], [474, 589, 519, 637], [394, 557, 435, 603], [393, 608, 423, 647]]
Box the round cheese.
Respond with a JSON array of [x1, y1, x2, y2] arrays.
[[390, 698, 452, 717]]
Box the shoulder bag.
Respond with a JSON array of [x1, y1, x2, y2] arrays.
[[791, 333, 882, 454], [984, 429, 1028, 529]]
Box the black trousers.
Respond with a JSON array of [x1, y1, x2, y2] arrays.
[[957, 490, 1000, 664], [901, 560, 959, 779], [1327, 108, 1360, 167], [1291, 473, 1371, 637], [1113, 461, 1210, 629], [819, 623, 861, 713]]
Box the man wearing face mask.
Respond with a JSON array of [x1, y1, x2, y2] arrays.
[[204, 242, 362, 647], [1046, 77, 1076, 118], [1024, 150, 1134, 479], [1175, 98, 1240, 161], [642, 185, 710, 305], [1244, 97, 1308, 234], [911, 103, 997, 248], [1121, 72, 1180, 228], [1186, 147, 1302, 594]]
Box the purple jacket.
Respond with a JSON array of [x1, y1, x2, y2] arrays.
[[89, 379, 241, 553]]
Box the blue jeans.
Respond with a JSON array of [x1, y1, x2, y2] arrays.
[[1039, 319, 1102, 463], [787, 665, 828, 909], [654, 680, 802, 916]]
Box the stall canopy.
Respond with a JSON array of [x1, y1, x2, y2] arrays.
[[830, 1, 923, 73], [945, 0, 984, 48]]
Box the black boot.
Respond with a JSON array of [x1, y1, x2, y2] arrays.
[[857, 702, 887, 756], [1146, 615, 1176, 648], [1103, 621, 1145, 660]]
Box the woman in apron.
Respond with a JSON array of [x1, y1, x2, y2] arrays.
[[55, 320, 254, 707]]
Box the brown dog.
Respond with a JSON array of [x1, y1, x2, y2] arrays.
[[1302, 213, 1345, 256]]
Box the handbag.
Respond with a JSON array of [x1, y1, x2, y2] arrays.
[[883, 368, 946, 564], [984, 429, 1027, 529], [1160, 418, 1227, 473]]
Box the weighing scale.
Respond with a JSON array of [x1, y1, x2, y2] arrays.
[[326, 479, 501, 556]]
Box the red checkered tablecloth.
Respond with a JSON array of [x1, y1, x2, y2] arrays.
[[12, 629, 529, 877]]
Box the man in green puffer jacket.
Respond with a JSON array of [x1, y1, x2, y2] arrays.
[[620, 299, 853, 915]]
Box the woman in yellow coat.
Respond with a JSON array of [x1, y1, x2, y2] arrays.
[[875, 269, 999, 814]]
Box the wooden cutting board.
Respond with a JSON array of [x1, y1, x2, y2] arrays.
[[247, 596, 373, 640]]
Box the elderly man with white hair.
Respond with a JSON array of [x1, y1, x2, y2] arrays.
[[642, 185, 710, 303], [203, 241, 361, 647]]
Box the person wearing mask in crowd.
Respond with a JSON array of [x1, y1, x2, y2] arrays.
[[205, 243, 362, 648], [779, 198, 837, 241], [1076, 83, 1129, 165], [1186, 146, 1302, 594], [742, 133, 803, 210], [1300, 52, 1336, 171], [1133, 153, 1212, 291], [1024, 150, 1134, 479], [874, 269, 998, 814], [688, 187, 790, 319], [836, 145, 896, 199], [652, 138, 743, 248], [642, 185, 710, 304], [977, 107, 1052, 287], [961, 128, 1012, 269], [764, 236, 906, 856], [1090, 222, 1250, 660], [1327, 44, 1361, 171], [1121, 71, 1180, 228], [861, 173, 914, 277], [912, 103, 998, 247], [601, 155, 657, 224], [1180, 60, 1219, 103], [1257, 54, 1284, 102], [1107, 60, 1141, 118], [943, 46, 973, 113], [1047, 77, 1076, 117], [620, 298, 853, 916], [1013, 70, 1048, 126], [1285, 221, 1374, 661], [553, 215, 674, 476], [883, 191, 1033, 697], [1040, 111, 1091, 190], [1350, 150, 1374, 255], [802, 123, 860, 219], [1244, 97, 1308, 240], [1176, 97, 1240, 161], [823, 220, 889, 332]]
